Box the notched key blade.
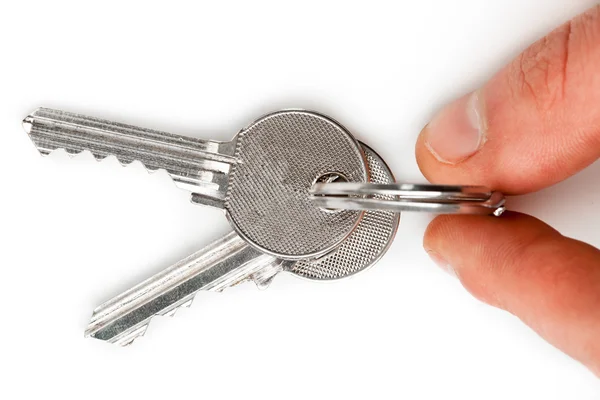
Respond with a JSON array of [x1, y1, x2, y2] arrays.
[[85, 233, 283, 346], [23, 107, 238, 203], [111, 324, 150, 347]]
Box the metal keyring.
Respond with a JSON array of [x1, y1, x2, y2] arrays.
[[309, 183, 506, 216]]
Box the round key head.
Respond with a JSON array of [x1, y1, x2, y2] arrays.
[[225, 110, 368, 259], [292, 142, 400, 280]]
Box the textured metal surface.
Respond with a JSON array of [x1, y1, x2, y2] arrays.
[[226, 110, 367, 259], [310, 183, 506, 216], [85, 143, 396, 345], [23, 108, 368, 259], [293, 143, 399, 280]]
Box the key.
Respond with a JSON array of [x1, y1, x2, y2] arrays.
[[85, 143, 399, 345], [23, 108, 368, 259], [86, 233, 287, 345]]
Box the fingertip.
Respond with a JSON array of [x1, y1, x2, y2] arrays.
[[422, 212, 600, 373], [414, 94, 499, 189], [422, 214, 455, 252], [423, 212, 563, 307], [415, 124, 436, 183]]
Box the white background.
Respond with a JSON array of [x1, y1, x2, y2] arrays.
[[1, 1, 599, 398]]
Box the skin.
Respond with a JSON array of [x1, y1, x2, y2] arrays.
[[416, 6, 600, 376]]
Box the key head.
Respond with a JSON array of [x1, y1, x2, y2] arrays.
[[226, 110, 368, 259], [293, 142, 400, 280]]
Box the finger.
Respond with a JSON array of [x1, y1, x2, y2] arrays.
[[416, 6, 600, 194], [424, 213, 600, 376]]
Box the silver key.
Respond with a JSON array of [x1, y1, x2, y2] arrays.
[[23, 108, 368, 259], [85, 144, 399, 345], [86, 233, 287, 346]]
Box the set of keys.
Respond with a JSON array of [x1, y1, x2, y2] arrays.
[[23, 107, 505, 346]]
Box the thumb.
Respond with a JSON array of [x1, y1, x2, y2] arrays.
[[416, 5, 600, 194]]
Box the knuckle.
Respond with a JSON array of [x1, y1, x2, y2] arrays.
[[506, 5, 600, 112], [507, 23, 572, 111]]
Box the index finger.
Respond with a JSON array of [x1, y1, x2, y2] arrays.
[[415, 6, 600, 195]]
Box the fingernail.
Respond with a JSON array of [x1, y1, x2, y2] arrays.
[[426, 250, 457, 278], [423, 91, 487, 164]]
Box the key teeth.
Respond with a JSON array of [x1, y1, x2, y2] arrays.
[[23, 108, 230, 204], [165, 308, 178, 317], [28, 144, 168, 178], [22, 111, 161, 173], [157, 295, 196, 317], [86, 295, 197, 346], [25, 141, 208, 197], [116, 324, 149, 347]]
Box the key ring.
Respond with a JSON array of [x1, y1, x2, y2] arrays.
[[309, 183, 506, 216]]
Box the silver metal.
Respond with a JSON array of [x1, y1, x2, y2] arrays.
[[293, 143, 399, 280], [85, 233, 290, 346], [23, 108, 368, 259], [23, 108, 236, 203], [310, 183, 506, 216], [85, 144, 399, 345]]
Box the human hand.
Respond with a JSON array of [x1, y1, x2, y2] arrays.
[[416, 6, 600, 376]]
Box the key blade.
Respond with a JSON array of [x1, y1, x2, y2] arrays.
[[23, 107, 237, 204], [85, 233, 283, 346]]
